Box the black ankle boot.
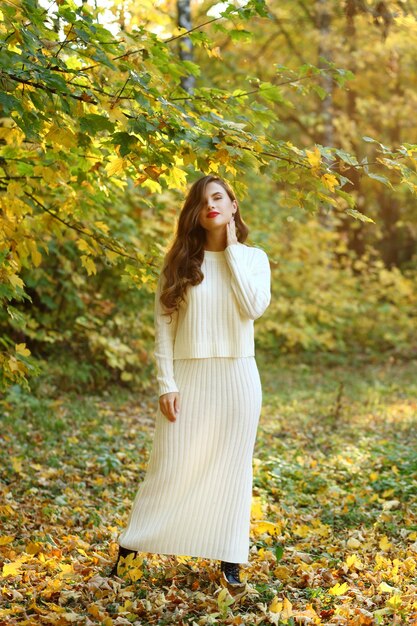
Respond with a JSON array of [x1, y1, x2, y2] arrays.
[[220, 560, 244, 587], [109, 545, 137, 577]]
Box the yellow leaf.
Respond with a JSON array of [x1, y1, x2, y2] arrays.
[[207, 46, 222, 59], [2, 555, 29, 577], [94, 221, 110, 234], [273, 565, 292, 581], [28, 240, 42, 267], [225, 162, 237, 176], [57, 562, 75, 579], [80, 255, 97, 276], [379, 581, 399, 593], [161, 165, 188, 192], [41, 577, 64, 597], [63, 24, 77, 41], [306, 145, 321, 170], [105, 103, 127, 124], [386, 594, 402, 608], [127, 566, 143, 582], [140, 178, 162, 193], [253, 521, 281, 537], [176, 555, 190, 563], [316, 193, 338, 208], [328, 582, 350, 596], [25, 541, 43, 554], [76, 548, 88, 557], [11, 456, 24, 473], [182, 149, 197, 166], [15, 343, 30, 357], [379, 536, 392, 551], [269, 596, 283, 613], [321, 173, 339, 192], [77, 239, 94, 254], [281, 596, 293, 619], [345, 554, 363, 570], [104, 249, 119, 263], [0, 535, 15, 546], [105, 157, 125, 177], [45, 125, 77, 148], [42, 601, 65, 613], [294, 604, 321, 622], [8, 274, 25, 289], [217, 586, 234, 612], [251, 497, 264, 520], [216, 148, 230, 164], [3, 561, 22, 577], [293, 524, 310, 537], [8, 357, 27, 374], [88, 605, 104, 619]]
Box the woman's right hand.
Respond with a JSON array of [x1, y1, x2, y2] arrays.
[[159, 391, 180, 422]]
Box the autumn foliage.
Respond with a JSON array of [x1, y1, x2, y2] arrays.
[[1, 0, 417, 623]]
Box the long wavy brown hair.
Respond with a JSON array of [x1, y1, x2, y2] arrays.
[[159, 175, 249, 319]]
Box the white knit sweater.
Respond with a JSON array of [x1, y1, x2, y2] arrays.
[[154, 242, 271, 396]]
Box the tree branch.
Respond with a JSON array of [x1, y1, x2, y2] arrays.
[[23, 192, 155, 266]]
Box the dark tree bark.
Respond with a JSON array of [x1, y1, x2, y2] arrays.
[[316, 0, 334, 148], [177, 0, 195, 95]]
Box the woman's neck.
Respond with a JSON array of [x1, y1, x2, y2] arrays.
[[204, 232, 228, 251]]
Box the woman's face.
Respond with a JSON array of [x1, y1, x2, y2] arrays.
[[198, 181, 237, 233]]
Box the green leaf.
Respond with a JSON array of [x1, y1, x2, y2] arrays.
[[312, 84, 327, 100], [258, 82, 285, 103], [346, 208, 375, 223], [275, 543, 284, 562], [188, 31, 211, 46], [112, 132, 137, 157], [180, 60, 201, 77], [0, 93, 24, 115], [79, 114, 115, 135], [335, 189, 355, 208], [334, 148, 358, 166], [229, 29, 253, 42], [367, 172, 393, 188]]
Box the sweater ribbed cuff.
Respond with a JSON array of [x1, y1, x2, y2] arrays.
[[158, 380, 179, 396]]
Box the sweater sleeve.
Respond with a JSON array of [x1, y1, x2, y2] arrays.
[[224, 244, 271, 320], [154, 272, 179, 396]]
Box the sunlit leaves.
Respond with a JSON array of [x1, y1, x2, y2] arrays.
[[321, 172, 339, 192], [328, 582, 350, 596], [345, 208, 376, 223], [306, 146, 322, 171]]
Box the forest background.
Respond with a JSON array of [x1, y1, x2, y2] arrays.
[[1, 1, 417, 624], [1, 0, 417, 392]]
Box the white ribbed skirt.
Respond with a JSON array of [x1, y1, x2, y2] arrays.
[[117, 356, 262, 563]]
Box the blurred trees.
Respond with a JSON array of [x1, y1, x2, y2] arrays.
[[1, 0, 416, 392]]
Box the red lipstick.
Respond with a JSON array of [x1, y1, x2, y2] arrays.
[[207, 211, 219, 218]]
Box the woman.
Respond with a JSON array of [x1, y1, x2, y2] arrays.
[[110, 174, 271, 587]]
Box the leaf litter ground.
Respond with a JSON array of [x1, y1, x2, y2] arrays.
[[1, 354, 416, 625]]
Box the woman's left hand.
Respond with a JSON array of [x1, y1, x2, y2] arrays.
[[226, 215, 238, 246]]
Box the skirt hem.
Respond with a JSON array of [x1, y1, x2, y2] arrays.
[[118, 540, 250, 564]]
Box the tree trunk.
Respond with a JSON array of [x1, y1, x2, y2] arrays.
[[316, 0, 334, 148], [177, 0, 195, 95]]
